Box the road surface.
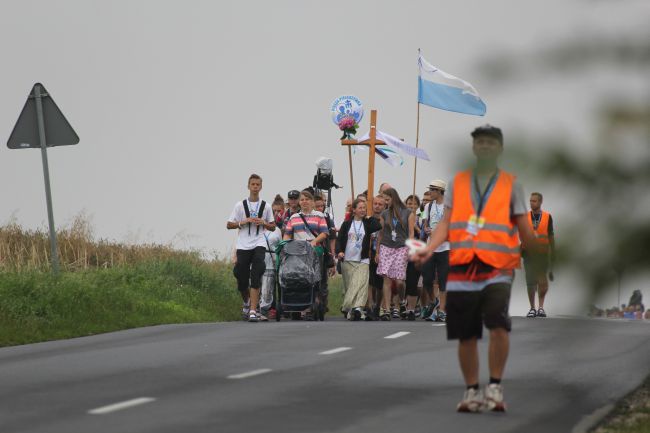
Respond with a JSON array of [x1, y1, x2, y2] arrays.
[[1, 316, 648, 433]]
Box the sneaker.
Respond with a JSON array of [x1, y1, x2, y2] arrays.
[[392, 308, 401, 319], [435, 310, 446, 322], [407, 310, 416, 321], [380, 308, 391, 321], [457, 388, 484, 413], [353, 308, 362, 321], [537, 308, 547, 318], [258, 313, 269, 322], [425, 310, 437, 322], [421, 304, 432, 320], [484, 384, 507, 412], [526, 308, 537, 318], [414, 305, 422, 318], [248, 311, 259, 322]]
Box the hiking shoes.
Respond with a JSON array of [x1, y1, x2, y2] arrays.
[[421, 304, 432, 320], [457, 388, 484, 413], [537, 308, 547, 318], [526, 308, 537, 318], [484, 384, 507, 412]]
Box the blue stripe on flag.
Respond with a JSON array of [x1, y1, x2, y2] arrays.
[[418, 77, 486, 116]]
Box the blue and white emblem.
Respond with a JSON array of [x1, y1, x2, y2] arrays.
[[330, 95, 364, 125]]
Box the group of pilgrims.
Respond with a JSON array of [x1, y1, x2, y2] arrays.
[[228, 176, 450, 323]]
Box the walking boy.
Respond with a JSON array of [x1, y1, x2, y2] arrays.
[[227, 174, 276, 322]]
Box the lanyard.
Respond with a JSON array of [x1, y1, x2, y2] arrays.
[[392, 216, 399, 229], [531, 211, 541, 229], [472, 170, 499, 217], [352, 220, 363, 245], [248, 200, 260, 216]]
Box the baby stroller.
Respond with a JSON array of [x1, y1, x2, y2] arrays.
[[274, 239, 325, 321]]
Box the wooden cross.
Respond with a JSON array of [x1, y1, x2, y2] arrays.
[[340, 109, 385, 200]]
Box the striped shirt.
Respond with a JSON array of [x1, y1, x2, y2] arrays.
[[284, 211, 328, 241]]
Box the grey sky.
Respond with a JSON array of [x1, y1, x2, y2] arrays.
[[1, 1, 648, 314]]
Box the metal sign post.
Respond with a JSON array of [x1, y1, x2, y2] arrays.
[[34, 84, 60, 274], [6, 83, 79, 275]]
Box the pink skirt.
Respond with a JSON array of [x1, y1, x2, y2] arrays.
[[377, 245, 409, 281]]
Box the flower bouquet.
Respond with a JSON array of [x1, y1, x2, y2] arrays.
[[338, 116, 359, 140]]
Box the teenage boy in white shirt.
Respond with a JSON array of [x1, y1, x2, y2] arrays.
[[226, 174, 276, 322]]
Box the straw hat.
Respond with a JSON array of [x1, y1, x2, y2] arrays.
[[428, 179, 447, 191]]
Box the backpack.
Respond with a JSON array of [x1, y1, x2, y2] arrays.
[[242, 199, 267, 235]]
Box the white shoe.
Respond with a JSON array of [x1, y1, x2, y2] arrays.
[[248, 311, 259, 322], [456, 388, 484, 413], [484, 383, 507, 412]]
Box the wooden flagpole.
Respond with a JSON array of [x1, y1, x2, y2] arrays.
[[347, 146, 355, 201], [412, 102, 421, 196]]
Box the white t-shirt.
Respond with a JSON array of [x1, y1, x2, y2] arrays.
[[228, 199, 275, 250], [345, 220, 369, 264], [263, 229, 282, 270], [425, 201, 450, 252]]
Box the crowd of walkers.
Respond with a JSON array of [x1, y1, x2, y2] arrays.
[[227, 124, 557, 413], [226, 173, 453, 324]]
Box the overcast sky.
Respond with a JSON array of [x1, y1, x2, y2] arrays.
[[1, 0, 648, 314]]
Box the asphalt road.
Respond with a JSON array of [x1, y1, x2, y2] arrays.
[[1, 316, 648, 433]]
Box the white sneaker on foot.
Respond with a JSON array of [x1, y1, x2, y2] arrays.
[[484, 383, 507, 412], [248, 310, 259, 322], [457, 388, 484, 413]]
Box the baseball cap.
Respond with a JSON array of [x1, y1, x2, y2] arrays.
[[428, 179, 447, 191], [471, 124, 503, 142], [288, 190, 300, 199]]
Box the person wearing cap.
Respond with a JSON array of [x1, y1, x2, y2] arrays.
[[523, 192, 556, 318], [420, 179, 450, 322], [415, 124, 540, 413], [281, 190, 301, 233]]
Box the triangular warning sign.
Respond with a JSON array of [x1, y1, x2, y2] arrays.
[[7, 83, 79, 149]]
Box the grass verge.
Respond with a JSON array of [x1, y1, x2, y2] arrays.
[[0, 257, 344, 347], [592, 375, 650, 433]]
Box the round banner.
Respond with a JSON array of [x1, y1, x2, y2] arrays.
[[330, 95, 363, 126]]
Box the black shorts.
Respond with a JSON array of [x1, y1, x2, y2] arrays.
[[446, 283, 512, 341], [405, 261, 421, 296], [421, 250, 449, 294], [369, 252, 383, 289], [523, 254, 549, 287], [234, 247, 266, 293]]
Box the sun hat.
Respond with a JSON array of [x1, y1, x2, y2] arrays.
[[428, 179, 447, 191]]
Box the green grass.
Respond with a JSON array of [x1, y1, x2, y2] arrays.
[[0, 257, 345, 347], [593, 375, 650, 433]]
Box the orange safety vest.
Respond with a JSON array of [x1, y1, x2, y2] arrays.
[[449, 169, 521, 269], [528, 211, 550, 251]]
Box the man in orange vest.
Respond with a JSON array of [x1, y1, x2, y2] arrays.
[[415, 124, 540, 413], [524, 192, 556, 318]]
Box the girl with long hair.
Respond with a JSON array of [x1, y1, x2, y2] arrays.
[[375, 188, 415, 320]]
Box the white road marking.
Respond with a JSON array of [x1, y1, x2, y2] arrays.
[[431, 323, 446, 327], [88, 397, 156, 415], [227, 368, 273, 379], [384, 331, 411, 339], [319, 347, 352, 355]]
